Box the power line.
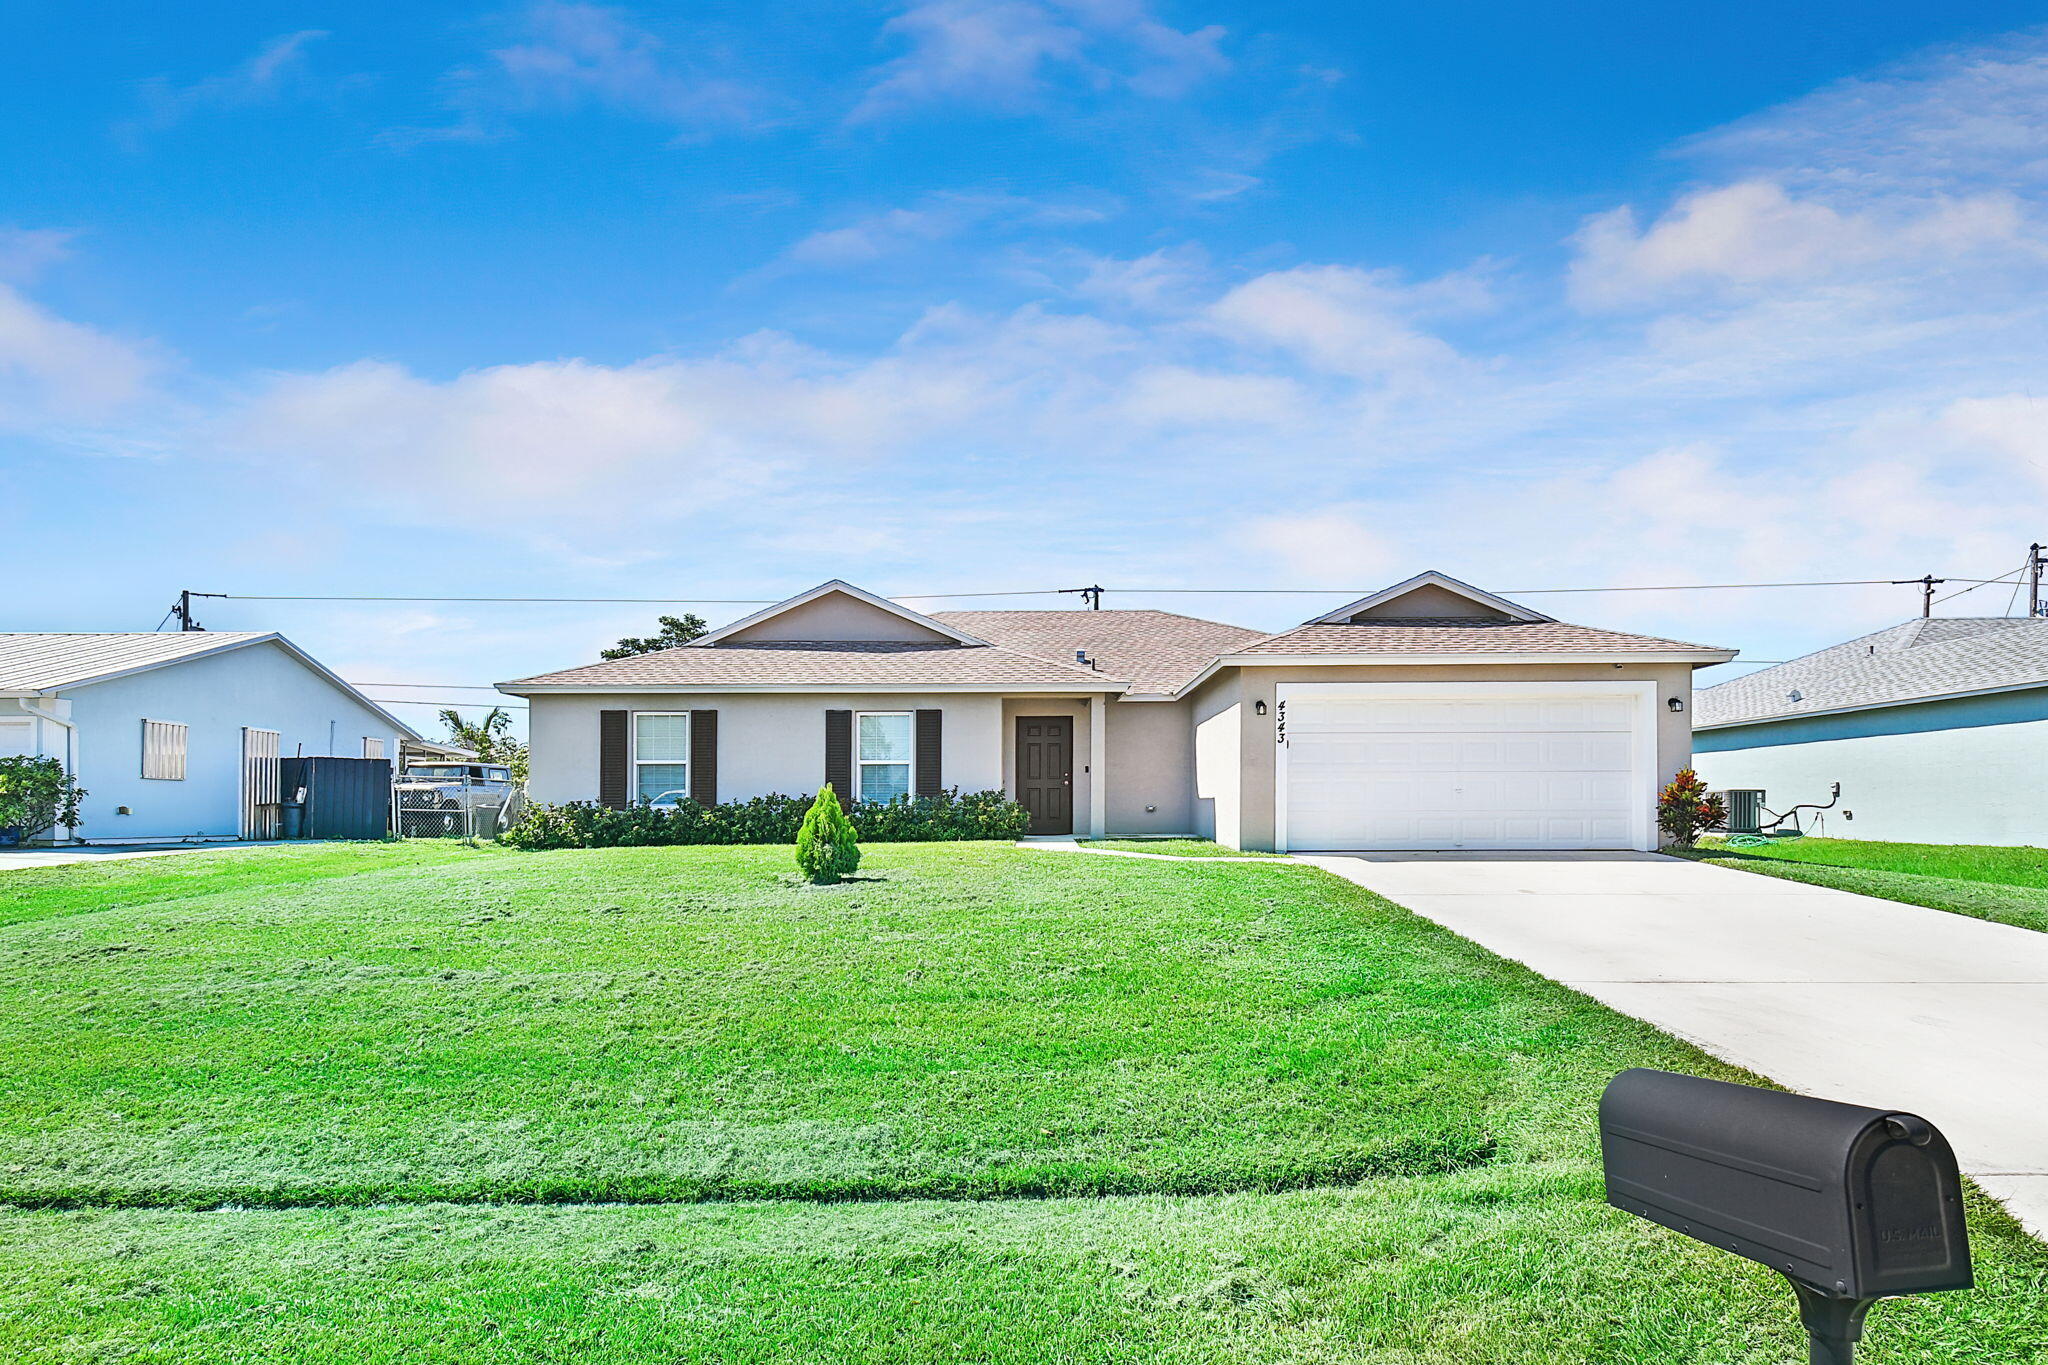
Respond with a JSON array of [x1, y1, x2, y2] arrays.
[[353, 682, 508, 690], [1931, 562, 2027, 607], [189, 589, 1064, 604], [367, 697, 529, 710]]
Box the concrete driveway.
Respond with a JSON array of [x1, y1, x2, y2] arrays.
[[1296, 850, 2048, 1240]]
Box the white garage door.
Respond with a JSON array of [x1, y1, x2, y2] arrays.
[[1280, 689, 1645, 851]]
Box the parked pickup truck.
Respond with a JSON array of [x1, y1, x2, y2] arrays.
[[394, 762, 520, 835]]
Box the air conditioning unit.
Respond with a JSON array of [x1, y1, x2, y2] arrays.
[[1721, 788, 1767, 835]]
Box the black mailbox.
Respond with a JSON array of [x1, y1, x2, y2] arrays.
[[1601, 1069, 1971, 1363]]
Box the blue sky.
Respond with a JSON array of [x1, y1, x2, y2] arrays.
[[7, 2, 2048, 732]]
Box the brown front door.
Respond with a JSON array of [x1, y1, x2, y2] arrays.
[[1016, 716, 1073, 835]]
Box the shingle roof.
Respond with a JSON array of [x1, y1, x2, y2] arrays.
[[1696, 617, 2048, 728], [1229, 618, 1734, 657], [0, 632, 278, 692], [933, 610, 1266, 694], [501, 639, 1120, 690]]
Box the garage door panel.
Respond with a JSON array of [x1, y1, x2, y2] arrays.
[[1282, 690, 1644, 851]]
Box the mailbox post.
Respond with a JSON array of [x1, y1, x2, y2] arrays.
[[1600, 1069, 1972, 1364]]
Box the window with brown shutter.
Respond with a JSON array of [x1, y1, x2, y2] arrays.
[[824, 709, 852, 798], [915, 709, 941, 796], [599, 709, 630, 808], [689, 710, 717, 806]]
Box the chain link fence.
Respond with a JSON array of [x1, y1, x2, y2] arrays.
[[392, 774, 526, 841]]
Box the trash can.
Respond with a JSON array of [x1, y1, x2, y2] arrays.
[[280, 801, 305, 840]]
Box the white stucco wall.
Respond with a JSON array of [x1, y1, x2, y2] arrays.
[[35, 641, 405, 843], [526, 692, 1007, 805], [1694, 718, 2048, 847], [1190, 677, 1242, 847], [1105, 698, 1194, 835]]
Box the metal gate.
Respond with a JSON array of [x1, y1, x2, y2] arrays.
[[392, 774, 524, 841], [240, 727, 281, 840]]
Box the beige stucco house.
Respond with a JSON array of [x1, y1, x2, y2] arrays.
[[500, 573, 1735, 852]]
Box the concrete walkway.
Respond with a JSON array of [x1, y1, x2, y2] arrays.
[[1296, 850, 2048, 1240], [0, 841, 281, 872]]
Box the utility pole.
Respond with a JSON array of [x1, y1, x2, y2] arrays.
[[1891, 575, 1945, 619], [2030, 543, 2045, 618], [1060, 585, 1105, 610], [171, 590, 205, 631]]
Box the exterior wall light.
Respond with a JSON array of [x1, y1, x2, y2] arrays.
[[1667, 697, 1685, 713], [1254, 699, 1268, 716]]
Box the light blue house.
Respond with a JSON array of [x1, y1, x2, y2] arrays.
[[1693, 618, 2048, 847], [0, 633, 416, 845]]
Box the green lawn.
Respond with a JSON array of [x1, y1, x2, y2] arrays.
[[1077, 837, 1284, 858], [1684, 837, 2048, 934], [4, 841, 2044, 1362]]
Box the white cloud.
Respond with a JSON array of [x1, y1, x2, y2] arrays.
[[1683, 30, 2048, 194], [0, 228, 76, 283], [391, 3, 760, 145], [1206, 264, 1482, 383], [124, 30, 328, 138], [489, 2, 757, 127], [1066, 244, 1211, 311], [1238, 508, 1399, 586], [1570, 180, 2029, 309], [773, 192, 1114, 271], [0, 284, 158, 422], [851, 0, 1228, 121]]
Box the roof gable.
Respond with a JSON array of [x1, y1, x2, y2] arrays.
[[0, 632, 419, 737], [693, 581, 989, 647], [1312, 571, 1553, 625]]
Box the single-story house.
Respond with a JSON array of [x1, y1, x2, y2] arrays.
[[0, 632, 416, 844], [501, 573, 1734, 852], [1694, 616, 2048, 846]]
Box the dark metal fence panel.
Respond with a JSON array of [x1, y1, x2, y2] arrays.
[[281, 756, 393, 840]]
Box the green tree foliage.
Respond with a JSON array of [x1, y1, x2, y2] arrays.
[[436, 706, 529, 783], [0, 756, 86, 841], [795, 784, 861, 884], [601, 614, 709, 659], [1656, 767, 1726, 847]]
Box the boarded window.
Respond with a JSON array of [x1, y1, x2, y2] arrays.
[[142, 719, 188, 780]]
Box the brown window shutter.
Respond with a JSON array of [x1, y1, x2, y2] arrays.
[[915, 709, 942, 796], [824, 709, 852, 798], [599, 709, 630, 808], [689, 710, 717, 806]]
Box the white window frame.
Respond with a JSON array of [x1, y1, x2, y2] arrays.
[[141, 718, 188, 781], [632, 710, 691, 806], [363, 737, 386, 760], [854, 710, 915, 803]]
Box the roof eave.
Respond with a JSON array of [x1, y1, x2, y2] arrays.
[[499, 680, 1130, 695], [1696, 675, 2048, 730], [1172, 648, 1738, 698]]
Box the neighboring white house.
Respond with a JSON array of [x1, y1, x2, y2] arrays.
[[0, 633, 416, 845], [502, 574, 1736, 852], [1694, 617, 2048, 847]]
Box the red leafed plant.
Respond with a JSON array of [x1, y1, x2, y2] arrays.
[[1657, 768, 1726, 847]]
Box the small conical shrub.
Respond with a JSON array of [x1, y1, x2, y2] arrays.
[[795, 783, 861, 884]]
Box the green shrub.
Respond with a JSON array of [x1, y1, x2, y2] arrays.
[[795, 784, 861, 884], [1657, 767, 1726, 847], [0, 756, 85, 842], [501, 786, 1031, 851]]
